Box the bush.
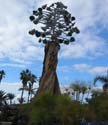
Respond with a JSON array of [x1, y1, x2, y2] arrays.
[[29, 93, 56, 125], [87, 93, 108, 121], [28, 93, 85, 125]]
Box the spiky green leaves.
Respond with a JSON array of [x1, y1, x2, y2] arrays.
[[64, 40, 69, 45], [38, 38, 42, 43], [58, 37, 75, 44], [29, 16, 35, 21], [38, 8, 42, 12], [29, 30, 48, 44], [35, 31, 41, 37], [56, 2, 67, 9], [73, 27, 80, 34], [67, 32, 72, 36], [33, 10, 38, 15], [42, 33, 46, 37], [41, 27, 46, 31], [29, 29, 41, 37], [42, 4, 47, 9], [43, 39, 47, 44], [47, 7, 51, 11], [29, 2, 80, 46], [70, 37, 75, 42], [58, 39, 64, 43], [29, 29, 36, 35], [38, 38, 48, 44], [71, 16, 76, 21], [33, 20, 38, 24]]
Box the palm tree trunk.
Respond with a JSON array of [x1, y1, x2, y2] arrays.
[[76, 92, 80, 101], [81, 94, 84, 104], [86, 89, 90, 100], [74, 92, 77, 100], [10, 99, 12, 105], [30, 93, 32, 100], [28, 91, 30, 103], [36, 42, 61, 96], [76, 92, 78, 101], [21, 88, 24, 100]]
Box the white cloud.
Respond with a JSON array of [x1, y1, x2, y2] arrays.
[[60, 34, 105, 59], [73, 63, 108, 75], [0, 82, 39, 103], [73, 64, 91, 71], [0, 0, 44, 65], [91, 87, 103, 93], [0, 0, 108, 65], [58, 63, 108, 76], [57, 65, 71, 72], [0, 63, 26, 68], [90, 66, 108, 75], [58, 0, 108, 59], [0, 82, 21, 95]]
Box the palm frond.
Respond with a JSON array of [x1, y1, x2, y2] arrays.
[[94, 76, 108, 86]]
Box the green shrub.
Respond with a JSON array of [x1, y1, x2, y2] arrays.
[[87, 93, 108, 121], [29, 92, 57, 125], [28, 93, 84, 125]]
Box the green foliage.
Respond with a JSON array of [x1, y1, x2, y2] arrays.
[[29, 2, 80, 45], [0, 70, 5, 83], [94, 75, 108, 92], [29, 93, 56, 125], [0, 90, 7, 106], [87, 93, 108, 121], [2, 83, 108, 124], [19, 69, 37, 103], [7, 93, 15, 104], [27, 93, 85, 125]]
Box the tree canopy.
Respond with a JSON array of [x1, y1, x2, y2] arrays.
[[29, 2, 80, 45]]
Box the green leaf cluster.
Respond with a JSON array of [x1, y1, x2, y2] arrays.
[[29, 2, 80, 45]]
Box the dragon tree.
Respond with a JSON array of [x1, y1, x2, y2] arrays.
[[29, 2, 80, 96]]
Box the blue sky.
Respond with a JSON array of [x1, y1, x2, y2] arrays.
[[0, 0, 108, 98]]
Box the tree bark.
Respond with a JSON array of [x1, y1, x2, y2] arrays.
[[36, 41, 61, 96]]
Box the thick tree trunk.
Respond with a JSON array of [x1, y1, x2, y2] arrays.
[[37, 42, 61, 96]]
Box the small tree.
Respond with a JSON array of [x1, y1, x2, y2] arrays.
[[0, 90, 7, 106], [7, 93, 15, 104], [19, 69, 37, 103], [29, 2, 80, 96], [94, 76, 108, 92], [20, 69, 31, 101], [28, 74, 37, 101], [0, 70, 5, 83]]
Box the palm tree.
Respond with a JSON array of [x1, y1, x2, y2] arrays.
[[70, 81, 82, 101], [30, 74, 37, 86], [70, 81, 88, 103], [0, 90, 7, 106], [0, 70, 5, 83], [80, 85, 87, 103], [20, 69, 31, 101], [91, 89, 102, 98], [26, 73, 37, 102], [86, 85, 91, 101], [7, 93, 15, 104], [29, 74, 37, 101], [94, 76, 108, 92], [24, 83, 34, 102], [17, 97, 25, 104], [20, 69, 38, 103]]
